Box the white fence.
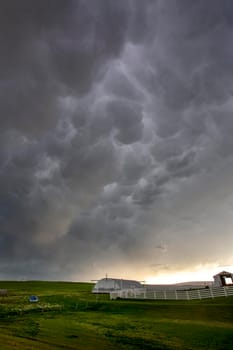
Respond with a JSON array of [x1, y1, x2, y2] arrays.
[[110, 285, 233, 300]]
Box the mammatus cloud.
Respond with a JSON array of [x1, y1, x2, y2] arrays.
[[0, 0, 233, 281]]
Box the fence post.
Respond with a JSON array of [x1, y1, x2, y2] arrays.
[[154, 291, 156, 300], [186, 290, 189, 300], [198, 289, 201, 300], [175, 290, 178, 300]]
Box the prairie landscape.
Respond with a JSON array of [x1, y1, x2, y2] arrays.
[[0, 281, 232, 350]]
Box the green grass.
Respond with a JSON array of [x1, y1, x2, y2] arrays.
[[0, 281, 232, 349]]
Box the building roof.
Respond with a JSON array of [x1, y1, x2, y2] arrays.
[[213, 271, 233, 277]]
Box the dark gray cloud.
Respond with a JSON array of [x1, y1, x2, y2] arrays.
[[0, 0, 233, 281]]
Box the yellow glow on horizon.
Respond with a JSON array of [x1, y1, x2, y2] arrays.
[[145, 264, 233, 285]]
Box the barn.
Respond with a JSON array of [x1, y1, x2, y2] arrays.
[[213, 271, 233, 287], [92, 277, 142, 293]]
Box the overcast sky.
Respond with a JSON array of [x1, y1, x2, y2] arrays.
[[1, 0, 233, 283]]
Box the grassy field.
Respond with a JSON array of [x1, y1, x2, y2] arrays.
[[0, 281, 232, 349]]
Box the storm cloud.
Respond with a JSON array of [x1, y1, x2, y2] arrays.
[[0, 0, 233, 281]]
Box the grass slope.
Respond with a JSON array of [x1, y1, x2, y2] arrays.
[[0, 281, 232, 349]]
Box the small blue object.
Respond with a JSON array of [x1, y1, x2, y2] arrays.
[[29, 295, 39, 302]]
